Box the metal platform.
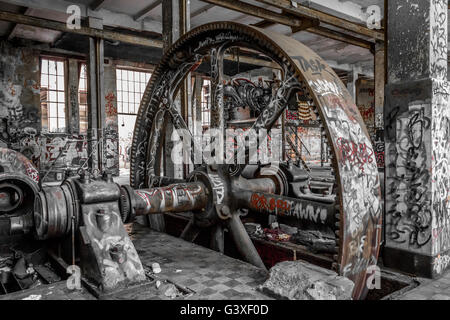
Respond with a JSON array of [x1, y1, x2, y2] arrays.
[[0, 224, 271, 300]]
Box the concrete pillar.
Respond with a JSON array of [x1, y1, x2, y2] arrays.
[[383, 0, 450, 278], [86, 16, 105, 173]]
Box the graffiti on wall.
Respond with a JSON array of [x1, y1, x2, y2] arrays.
[[373, 130, 385, 168], [431, 80, 450, 255], [0, 42, 40, 155], [104, 90, 119, 175], [386, 103, 432, 249], [430, 0, 448, 81]]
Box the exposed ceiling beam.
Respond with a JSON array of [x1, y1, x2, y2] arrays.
[[251, 19, 276, 28], [0, 10, 163, 48], [191, 3, 215, 18], [306, 25, 372, 50], [253, 0, 384, 41], [199, 0, 304, 28], [8, 7, 31, 40], [134, 0, 162, 21], [90, 0, 108, 11], [1, 0, 162, 34], [0, 10, 277, 70], [200, 0, 374, 50], [252, 17, 373, 50]]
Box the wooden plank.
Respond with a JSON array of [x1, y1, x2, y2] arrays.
[[200, 0, 303, 28]]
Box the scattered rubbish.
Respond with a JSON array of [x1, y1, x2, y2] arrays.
[[163, 283, 182, 299], [13, 257, 28, 279], [264, 228, 291, 242], [175, 269, 182, 273], [279, 224, 298, 235], [270, 222, 279, 230], [152, 262, 161, 274], [292, 230, 336, 254], [155, 280, 161, 288], [259, 260, 354, 300], [244, 223, 263, 236]]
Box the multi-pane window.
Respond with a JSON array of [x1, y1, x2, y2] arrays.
[[116, 68, 151, 115], [116, 67, 151, 169], [40, 57, 66, 133], [201, 79, 211, 128], [78, 64, 88, 134]]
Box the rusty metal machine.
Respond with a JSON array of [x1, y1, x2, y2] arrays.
[[0, 22, 382, 300]]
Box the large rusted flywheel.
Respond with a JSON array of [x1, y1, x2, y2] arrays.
[[130, 22, 382, 300]]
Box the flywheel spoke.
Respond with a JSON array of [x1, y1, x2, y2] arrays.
[[227, 212, 267, 270]]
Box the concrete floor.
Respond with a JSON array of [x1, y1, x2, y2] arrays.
[[393, 271, 450, 300], [0, 224, 271, 300]]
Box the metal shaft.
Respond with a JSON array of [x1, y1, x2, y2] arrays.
[[131, 182, 208, 216]]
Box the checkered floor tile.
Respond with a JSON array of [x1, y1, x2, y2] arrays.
[[130, 224, 272, 300]]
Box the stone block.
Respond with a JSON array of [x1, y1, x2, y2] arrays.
[[259, 260, 354, 300]]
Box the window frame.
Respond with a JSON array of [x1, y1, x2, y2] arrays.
[[201, 77, 211, 129], [115, 66, 152, 116], [40, 55, 68, 134], [78, 62, 88, 134]]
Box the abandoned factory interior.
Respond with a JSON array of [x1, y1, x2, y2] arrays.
[[0, 0, 449, 305]]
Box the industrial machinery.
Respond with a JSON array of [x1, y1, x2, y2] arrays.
[[0, 22, 382, 300]]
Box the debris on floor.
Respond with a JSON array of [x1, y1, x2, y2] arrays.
[[291, 230, 337, 254], [244, 222, 335, 251], [244, 223, 263, 236], [151, 262, 162, 274], [263, 228, 291, 242], [162, 283, 182, 299], [259, 260, 354, 300]]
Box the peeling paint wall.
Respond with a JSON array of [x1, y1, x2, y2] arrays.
[[0, 41, 40, 159], [387, 0, 431, 83], [0, 41, 121, 181]]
